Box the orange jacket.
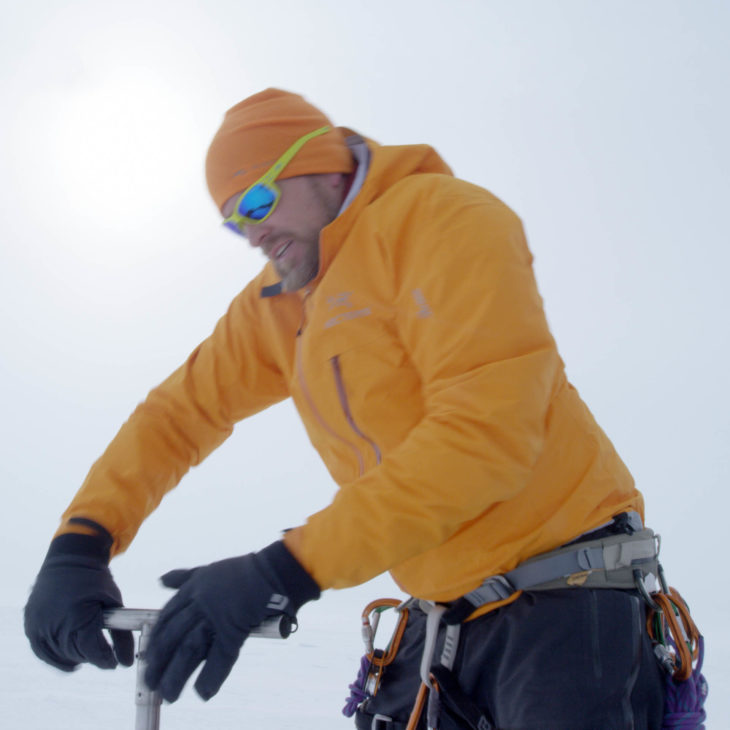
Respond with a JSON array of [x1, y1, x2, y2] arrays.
[[58, 136, 642, 604]]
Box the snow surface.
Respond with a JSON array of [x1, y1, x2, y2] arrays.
[[3, 591, 727, 728]]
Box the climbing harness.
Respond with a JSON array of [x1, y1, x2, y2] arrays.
[[344, 513, 707, 729]]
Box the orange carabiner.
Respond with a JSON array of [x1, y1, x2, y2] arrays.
[[646, 586, 702, 682], [360, 598, 411, 696]]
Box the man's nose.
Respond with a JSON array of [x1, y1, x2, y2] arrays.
[[244, 223, 268, 247]]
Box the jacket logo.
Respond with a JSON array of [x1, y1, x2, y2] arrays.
[[324, 291, 372, 328], [324, 307, 372, 328], [412, 288, 433, 318], [327, 292, 353, 309]]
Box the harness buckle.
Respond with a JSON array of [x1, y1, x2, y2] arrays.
[[466, 574, 515, 605]]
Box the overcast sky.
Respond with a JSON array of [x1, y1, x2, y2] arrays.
[[1, 0, 728, 706]]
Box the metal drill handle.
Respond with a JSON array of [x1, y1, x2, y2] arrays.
[[103, 608, 295, 637]]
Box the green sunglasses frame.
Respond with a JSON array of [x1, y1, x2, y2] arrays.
[[222, 125, 332, 233]]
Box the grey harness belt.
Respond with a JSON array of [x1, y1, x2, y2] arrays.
[[447, 514, 659, 622]]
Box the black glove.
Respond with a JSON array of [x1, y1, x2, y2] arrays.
[[144, 540, 320, 702], [24, 524, 135, 671]]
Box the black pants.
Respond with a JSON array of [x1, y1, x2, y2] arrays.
[[355, 589, 665, 730]]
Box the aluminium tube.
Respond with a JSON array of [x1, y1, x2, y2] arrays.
[[103, 608, 293, 730]]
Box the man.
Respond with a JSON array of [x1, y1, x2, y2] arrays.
[[25, 89, 665, 728]]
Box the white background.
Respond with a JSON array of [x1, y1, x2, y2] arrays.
[[1, 1, 727, 726]]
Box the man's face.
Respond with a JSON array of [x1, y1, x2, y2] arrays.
[[222, 174, 345, 292]]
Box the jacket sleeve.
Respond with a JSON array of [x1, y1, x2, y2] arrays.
[[285, 181, 563, 590], [57, 273, 295, 556]]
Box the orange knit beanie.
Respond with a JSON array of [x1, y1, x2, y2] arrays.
[[205, 88, 354, 212]]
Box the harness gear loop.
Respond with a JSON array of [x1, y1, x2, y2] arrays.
[[418, 602, 446, 690], [406, 602, 473, 730], [404, 602, 446, 730]]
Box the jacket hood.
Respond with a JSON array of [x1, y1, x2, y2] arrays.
[[260, 130, 454, 297], [343, 129, 453, 198]]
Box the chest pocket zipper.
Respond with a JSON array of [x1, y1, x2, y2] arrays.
[[330, 355, 382, 468], [296, 336, 367, 477]]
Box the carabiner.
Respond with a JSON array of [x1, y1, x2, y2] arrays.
[[633, 568, 662, 612]]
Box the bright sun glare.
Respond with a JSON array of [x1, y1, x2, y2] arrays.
[[52, 69, 195, 243]]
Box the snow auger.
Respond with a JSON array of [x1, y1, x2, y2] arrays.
[[103, 608, 293, 730]]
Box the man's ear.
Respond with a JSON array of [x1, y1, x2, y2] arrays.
[[323, 172, 347, 189]]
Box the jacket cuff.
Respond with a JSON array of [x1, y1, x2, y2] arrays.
[[258, 540, 321, 611], [46, 520, 114, 564]]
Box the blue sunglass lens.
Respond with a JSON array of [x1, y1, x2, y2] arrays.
[[239, 184, 277, 221]]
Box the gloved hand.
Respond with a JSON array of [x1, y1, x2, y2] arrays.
[[144, 540, 320, 702], [24, 525, 134, 671]]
